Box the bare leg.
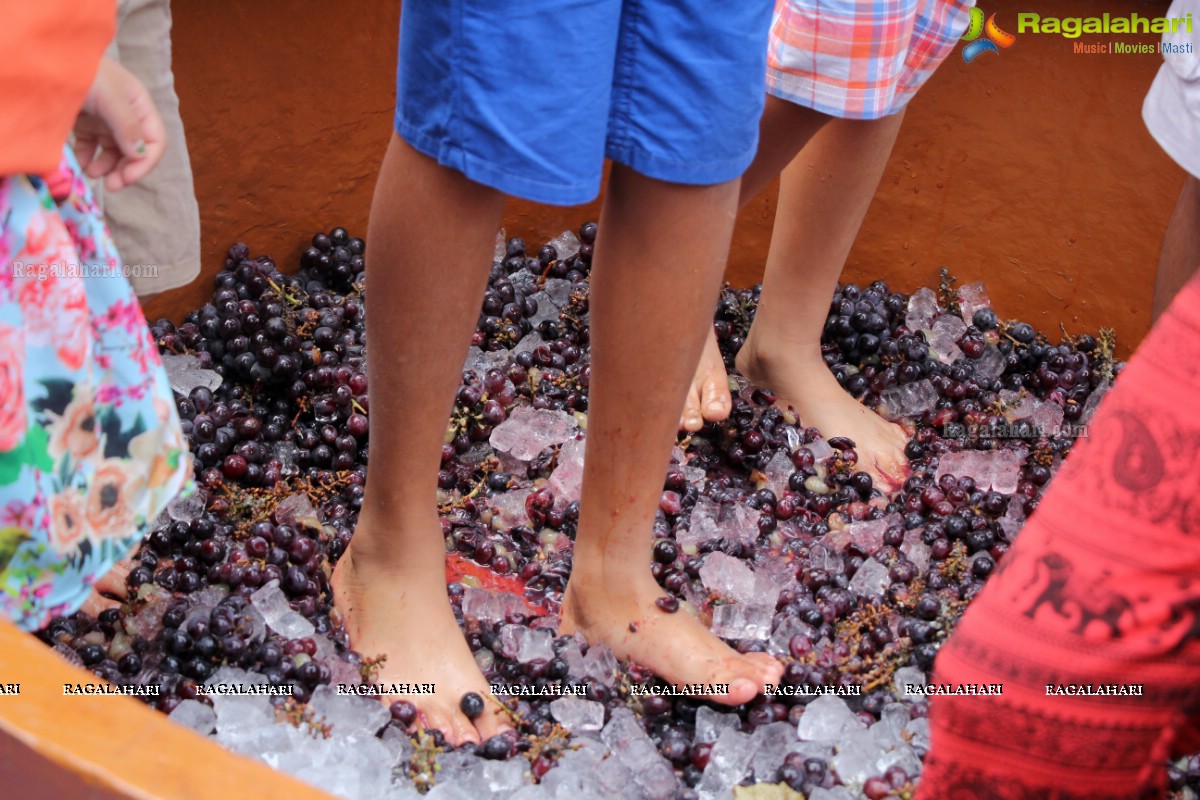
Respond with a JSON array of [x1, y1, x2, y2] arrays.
[[682, 97, 831, 430], [561, 164, 784, 705], [737, 111, 909, 489], [681, 104, 909, 489], [1152, 174, 1200, 321], [331, 135, 509, 746]]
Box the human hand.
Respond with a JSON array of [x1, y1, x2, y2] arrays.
[[73, 57, 167, 192]]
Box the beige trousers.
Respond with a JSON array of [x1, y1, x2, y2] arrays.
[[96, 0, 201, 298]]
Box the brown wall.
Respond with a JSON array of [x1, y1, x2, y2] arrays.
[[149, 0, 1184, 357]]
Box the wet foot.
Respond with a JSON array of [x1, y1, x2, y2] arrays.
[[680, 330, 733, 432], [330, 536, 512, 746], [737, 335, 909, 492], [560, 564, 783, 705], [80, 558, 133, 617]]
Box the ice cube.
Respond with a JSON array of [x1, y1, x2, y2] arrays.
[[250, 579, 315, 640], [805, 438, 836, 464], [929, 331, 965, 364], [833, 730, 883, 785], [275, 494, 321, 529], [752, 555, 797, 596], [989, 449, 1024, 494], [489, 487, 532, 531], [499, 624, 555, 663], [904, 717, 931, 752], [697, 728, 756, 800], [893, 666, 927, 698], [808, 543, 843, 575], [463, 346, 512, 378], [877, 742, 923, 777], [750, 721, 800, 783], [905, 288, 938, 332], [489, 406, 578, 462], [167, 490, 206, 523], [602, 708, 678, 799], [699, 552, 758, 604], [848, 559, 890, 599], [846, 514, 901, 556], [270, 441, 300, 476], [543, 278, 574, 310], [932, 314, 967, 341], [695, 706, 741, 744], [956, 281, 992, 323], [309, 684, 390, 740], [999, 495, 1027, 537], [523, 291, 559, 330], [162, 353, 222, 395], [493, 228, 507, 262], [869, 707, 907, 751], [878, 379, 938, 421], [976, 345, 1006, 379], [579, 642, 619, 686], [547, 230, 581, 262], [767, 617, 812, 660], [546, 436, 586, 510], [797, 695, 866, 741], [169, 698, 216, 735], [710, 603, 773, 641], [1079, 380, 1110, 424], [936, 449, 1025, 493], [727, 504, 761, 548], [900, 539, 931, 574], [461, 587, 528, 624], [211, 693, 274, 735], [763, 450, 795, 499], [126, 585, 173, 641], [481, 758, 530, 793], [550, 697, 605, 735], [678, 495, 723, 550]]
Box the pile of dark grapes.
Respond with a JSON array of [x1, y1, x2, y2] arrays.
[[35, 222, 1198, 800]]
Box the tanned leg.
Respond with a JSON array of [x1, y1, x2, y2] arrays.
[[683, 104, 910, 490], [562, 163, 784, 705], [331, 135, 509, 746]]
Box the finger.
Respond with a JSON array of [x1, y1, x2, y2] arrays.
[[110, 85, 168, 191], [72, 133, 99, 174], [87, 139, 123, 180]]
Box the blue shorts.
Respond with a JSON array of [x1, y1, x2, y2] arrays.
[[394, 0, 775, 206]]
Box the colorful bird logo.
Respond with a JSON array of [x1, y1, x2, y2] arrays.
[[961, 8, 1017, 62]]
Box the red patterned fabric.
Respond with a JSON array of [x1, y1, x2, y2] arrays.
[[916, 274, 1200, 799]]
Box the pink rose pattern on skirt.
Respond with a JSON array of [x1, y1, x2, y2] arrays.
[[0, 147, 191, 631]]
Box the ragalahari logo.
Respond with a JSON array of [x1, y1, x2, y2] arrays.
[[961, 8, 1017, 62]]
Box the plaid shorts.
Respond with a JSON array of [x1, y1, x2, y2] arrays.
[[767, 0, 975, 120]]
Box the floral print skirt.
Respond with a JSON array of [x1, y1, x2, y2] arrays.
[[0, 147, 190, 631]]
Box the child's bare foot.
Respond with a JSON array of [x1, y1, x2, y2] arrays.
[[680, 331, 733, 432], [560, 563, 783, 705], [80, 558, 133, 617], [330, 534, 512, 746], [737, 335, 910, 492]]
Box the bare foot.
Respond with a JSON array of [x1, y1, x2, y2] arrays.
[[330, 538, 512, 746], [560, 564, 783, 706], [680, 330, 733, 432], [737, 335, 910, 492], [80, 558, 133, 617]]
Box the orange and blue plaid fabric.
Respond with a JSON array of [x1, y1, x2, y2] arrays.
[[767, 0, 975, 119]]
